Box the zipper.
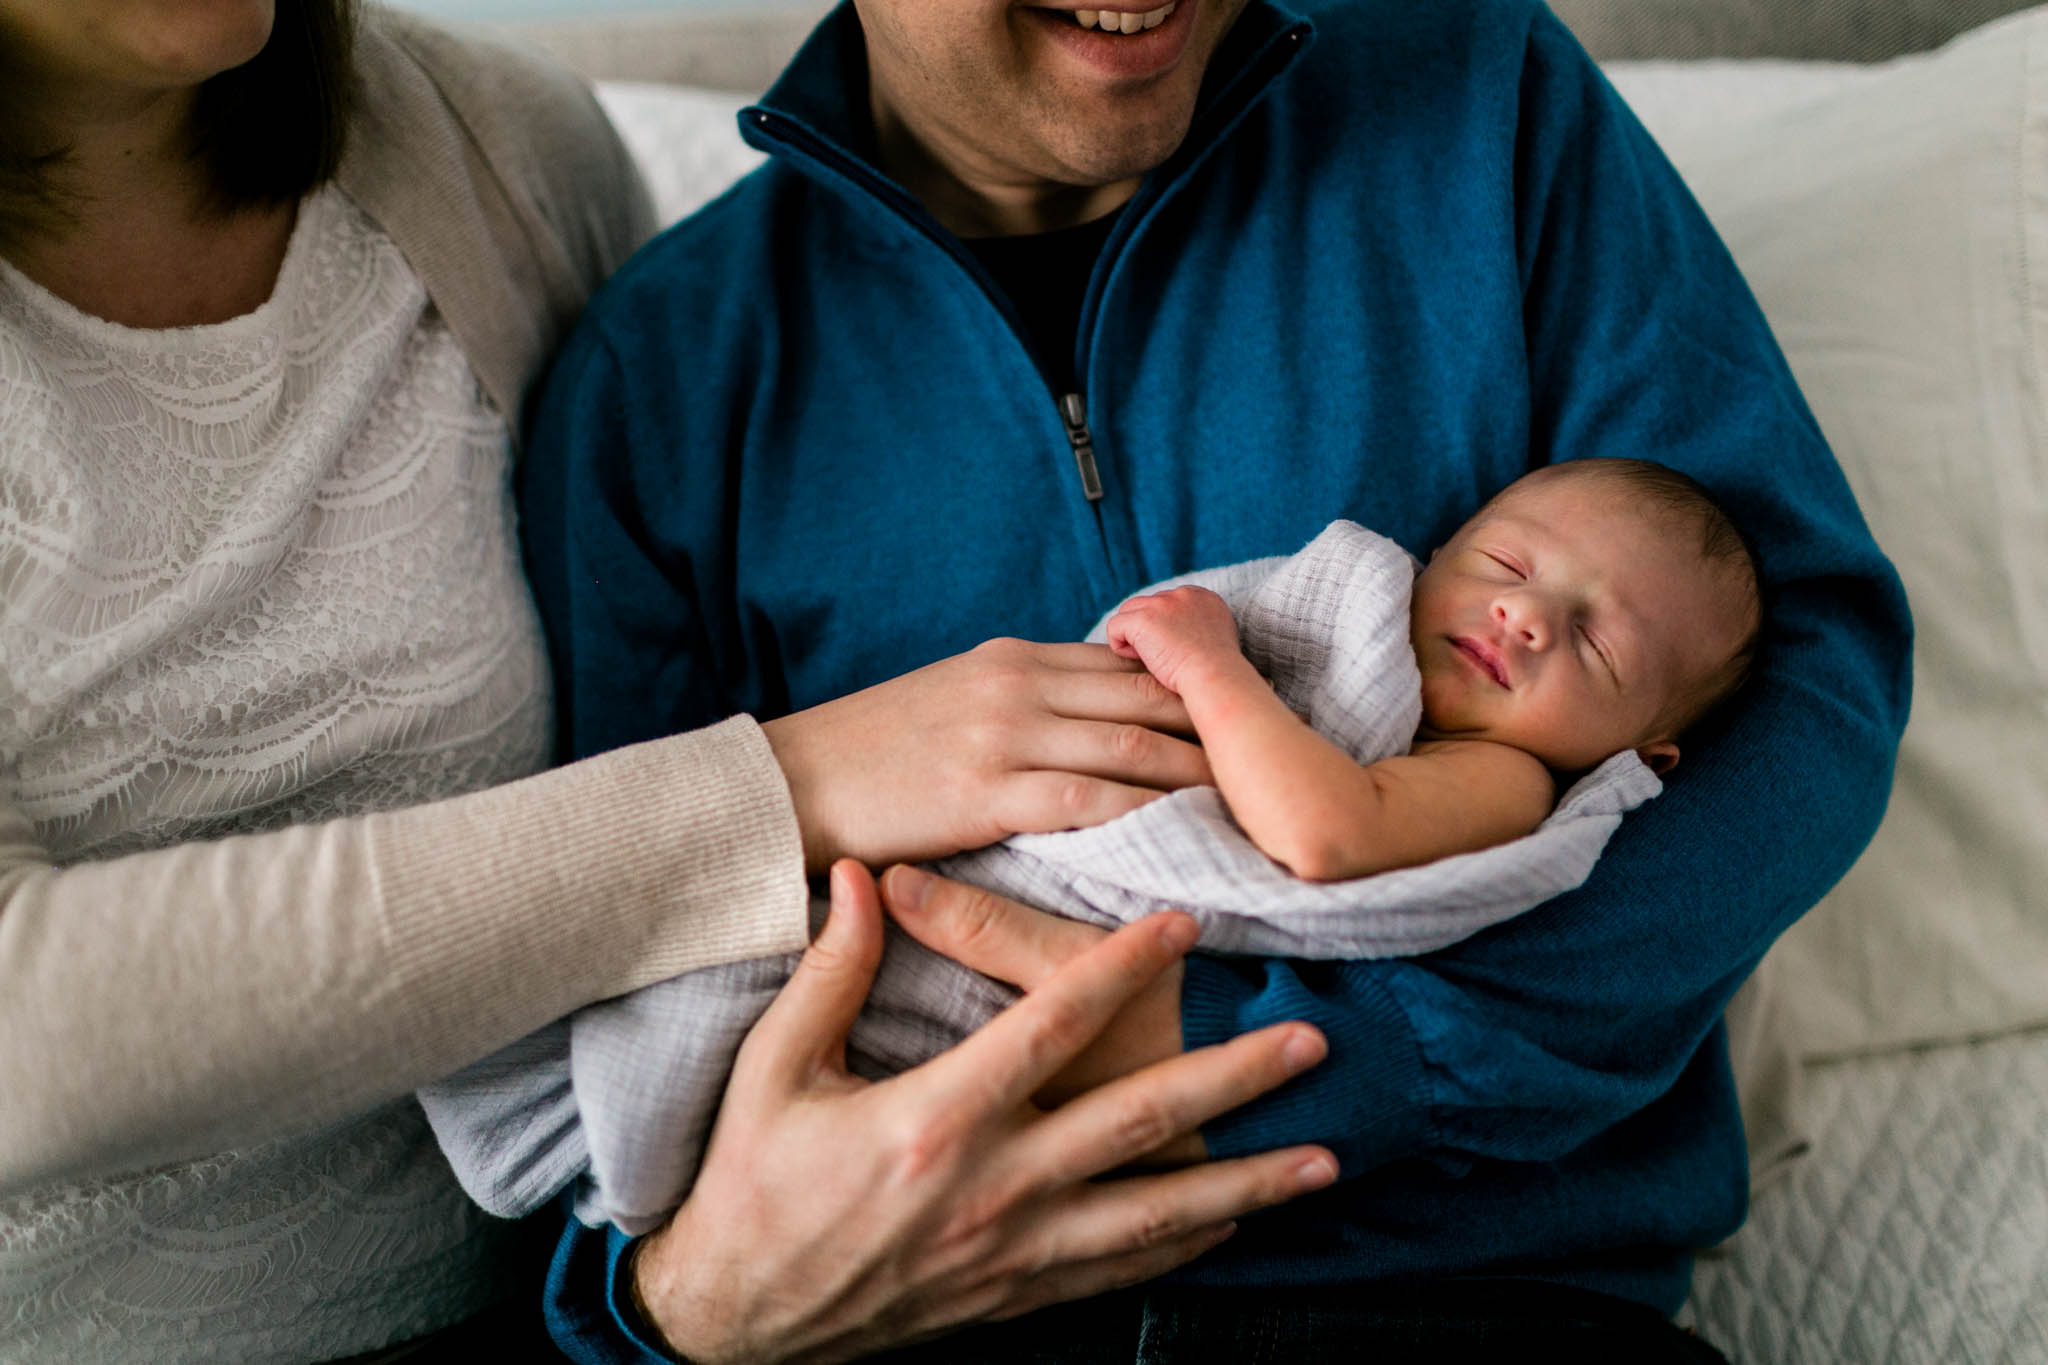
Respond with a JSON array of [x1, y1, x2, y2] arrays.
[[1067, 18, 1313, 393], [1059, 393, 1105, 503], [746, 114, 1119, 512], [744, 17, 1310, 558]]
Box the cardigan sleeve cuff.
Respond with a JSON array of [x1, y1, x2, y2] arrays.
[[373, 714, 812, 1081], [1181, 954, 1434, 1174]]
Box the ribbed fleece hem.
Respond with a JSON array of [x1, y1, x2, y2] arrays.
[[1181, 955, 1432, 1173]]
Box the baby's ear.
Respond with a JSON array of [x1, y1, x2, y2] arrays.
[[1638, 741, 1680, 776]]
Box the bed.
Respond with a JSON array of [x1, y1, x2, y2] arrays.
[[500, 4, 2048, 1360]]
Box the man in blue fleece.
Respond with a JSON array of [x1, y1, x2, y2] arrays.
[[522, 0, 1911, 1359]]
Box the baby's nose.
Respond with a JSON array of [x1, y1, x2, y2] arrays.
[[1492, 597, 1550, 648]]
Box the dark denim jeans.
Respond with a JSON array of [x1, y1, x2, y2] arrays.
[[866, 1280, 1733, 1364]]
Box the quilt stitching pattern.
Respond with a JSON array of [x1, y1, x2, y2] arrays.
[[1687, 1033, 2048, 1364]]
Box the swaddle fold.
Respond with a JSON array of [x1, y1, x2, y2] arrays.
[[420, 520, 1660, 1233]]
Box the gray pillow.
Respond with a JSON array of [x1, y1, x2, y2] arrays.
[[1554, 0, 2037, 61], [518, 2, 2034, 92]]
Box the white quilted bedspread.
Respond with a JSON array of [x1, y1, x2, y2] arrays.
[[1684, 1030, 2048, 1364]]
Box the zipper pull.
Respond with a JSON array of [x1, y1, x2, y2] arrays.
[[1059, 393, 1105, 503]]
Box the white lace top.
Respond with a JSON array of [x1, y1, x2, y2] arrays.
[[0, 187, 551, 1362]]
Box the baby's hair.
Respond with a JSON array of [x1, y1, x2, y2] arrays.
[[1516, 458, 1764, 734]]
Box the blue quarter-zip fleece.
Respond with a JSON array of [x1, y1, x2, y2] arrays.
[[525, 1, 1911, 1356]]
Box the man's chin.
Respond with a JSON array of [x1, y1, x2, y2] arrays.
[[1049, 115, 1195, 188]]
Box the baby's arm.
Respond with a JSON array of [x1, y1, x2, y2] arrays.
[[1106, 586, 1555, 881]]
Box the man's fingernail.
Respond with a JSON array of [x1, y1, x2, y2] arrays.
[[884, 863, 931, 910], [1294, 1154, 1337, 1189], [820, 862, 858, 931], [1157, 912, 1199, 953], [1282, 1028, 1326, 1072]]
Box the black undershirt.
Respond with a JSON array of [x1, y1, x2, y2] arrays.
[[963, 209, 1123, 395]]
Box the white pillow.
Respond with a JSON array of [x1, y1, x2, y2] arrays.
[[594, 80, 762, 229], [1610, 7, 2048, 1058]]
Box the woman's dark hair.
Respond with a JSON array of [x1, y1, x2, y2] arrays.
[[1, 0, 358, 245]]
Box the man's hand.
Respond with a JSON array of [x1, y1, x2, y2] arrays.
[[762, 639, 1212, 873], [881, 863, 1204, 1164], [632, 862, 1334, 1365], [1103, 586, 1247, 697]]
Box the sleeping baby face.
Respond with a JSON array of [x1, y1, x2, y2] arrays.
[[1408, 464, 1759, 776]]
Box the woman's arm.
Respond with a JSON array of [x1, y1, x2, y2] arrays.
[[763, 637, 1212, 873], [0, 718, 808, 1196], [1106, 587, 1554, 881], [0, 632, 1225, 1200]]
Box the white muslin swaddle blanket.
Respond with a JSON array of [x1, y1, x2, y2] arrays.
[[420, 521, 1661, 1233]]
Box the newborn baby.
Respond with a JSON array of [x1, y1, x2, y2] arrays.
[[422, 456, 1762, 1234]]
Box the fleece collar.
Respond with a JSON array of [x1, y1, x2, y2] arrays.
[[738, 0, 1315, 243]]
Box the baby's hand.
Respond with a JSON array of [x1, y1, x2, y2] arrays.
[[1104, 585, 1243, 695]]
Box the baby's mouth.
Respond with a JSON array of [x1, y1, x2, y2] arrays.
[[1453, 637, 1510, 688], [1072, 3, 1177, 32]]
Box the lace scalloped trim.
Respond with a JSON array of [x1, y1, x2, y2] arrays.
[[0, 186, 552, 1362]]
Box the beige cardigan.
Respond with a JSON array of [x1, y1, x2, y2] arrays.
[[0, 8, 810, 1196]]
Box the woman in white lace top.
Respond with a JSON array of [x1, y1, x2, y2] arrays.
[[0, 3, 1327, 1361]]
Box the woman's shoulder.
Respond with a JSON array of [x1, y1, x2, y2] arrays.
[[340, 7, 656, 432], [346, 8, 653, 272], [356, 8, 628, 179]]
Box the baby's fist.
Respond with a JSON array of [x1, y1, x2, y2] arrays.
[[1104, 585, 1241, 694]]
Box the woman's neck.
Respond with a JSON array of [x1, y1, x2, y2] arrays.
[[4, 82, 296, 329]]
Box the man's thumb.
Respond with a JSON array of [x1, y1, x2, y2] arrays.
[[745, 858, 885, 1087]]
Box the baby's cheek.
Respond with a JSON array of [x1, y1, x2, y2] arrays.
[[1416, 668, 1463, 731]]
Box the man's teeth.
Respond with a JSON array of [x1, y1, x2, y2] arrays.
[[1074, 3, 1176, 34]]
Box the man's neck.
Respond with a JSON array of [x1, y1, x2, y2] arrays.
[[869, 94, 1140, 239]]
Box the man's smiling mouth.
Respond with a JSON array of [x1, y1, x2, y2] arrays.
[[1073, 3, 1177, 32], [1454, 637, 1510, 688]]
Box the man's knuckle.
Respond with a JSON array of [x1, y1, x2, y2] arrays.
[[959, 717, 1006, 764], [1028, 994, 1095, 1059], [953, 886, 1013, 950], [1110, 1096, 1179, 1160], [795, 937, 852, 980], [969, 668, 1035, 719], [972, 638, 1032, 680], [938, 1181, 1019, 1251], [887, 1107, 964, 1183], [1123, 1193, 1184, 1251]]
